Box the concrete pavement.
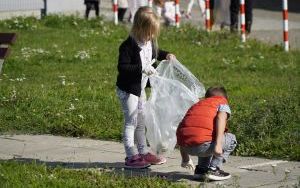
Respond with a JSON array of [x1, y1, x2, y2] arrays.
[[0, 135, 299, 187], [101, 0, 300, 49]]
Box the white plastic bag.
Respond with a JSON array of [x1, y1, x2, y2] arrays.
[[156, 59, 205, 98], [144, 59, 205, 154]]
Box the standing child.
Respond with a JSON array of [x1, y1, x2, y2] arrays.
[[116, 7, 175, 169], [185, 0, 206, 19], [177, 86, 237, 181], [118, 0, 128, 22], [230, 0, 254, 33], [84, 0, 100, 19]]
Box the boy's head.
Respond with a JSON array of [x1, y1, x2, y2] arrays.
[[205, 86, 228, 99]]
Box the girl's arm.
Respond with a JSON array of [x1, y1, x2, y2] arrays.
[[214, 111, 228, 156], [118, 46, 141, 73]]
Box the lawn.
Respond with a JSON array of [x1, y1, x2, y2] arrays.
[[0, 16, 299, 161], [0, 161, 184, 187]]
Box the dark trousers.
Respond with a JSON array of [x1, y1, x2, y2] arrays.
[[85, 2, 100, 18], [230, 0, 254, 32], [118, 8, 127, 22]]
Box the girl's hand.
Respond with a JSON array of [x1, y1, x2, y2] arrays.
[[143, 65, 157, 75], [214, 144, 223, 157], [166, 53, 176, 60]]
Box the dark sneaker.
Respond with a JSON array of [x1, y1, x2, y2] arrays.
[[206, 168, 231, 181], [193, 165, 208, 180]]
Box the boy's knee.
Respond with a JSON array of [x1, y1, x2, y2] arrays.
[[224, 133, 237, 151]]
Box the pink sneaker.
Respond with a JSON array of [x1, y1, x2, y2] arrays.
[[140, 153, 167, 165], [125, 154, 151, 169]]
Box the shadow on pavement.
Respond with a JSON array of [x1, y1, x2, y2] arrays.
[[3, 158, 203, 183], [254, 0, 300, 13]]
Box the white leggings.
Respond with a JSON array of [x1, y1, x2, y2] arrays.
[[187, 0, 205, 15], [117, 87, 148, 157]]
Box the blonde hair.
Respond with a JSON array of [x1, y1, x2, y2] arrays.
[[131, 7, 160, 43]]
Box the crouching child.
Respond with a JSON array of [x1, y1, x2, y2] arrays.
[[176, 86, 237, 181]]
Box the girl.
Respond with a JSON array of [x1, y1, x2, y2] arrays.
[[185, 0, 205, 19], [116, 7, 175, 169]]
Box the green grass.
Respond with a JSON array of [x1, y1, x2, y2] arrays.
[[0, 16, 299, 160], [0, 161, 183, 187]]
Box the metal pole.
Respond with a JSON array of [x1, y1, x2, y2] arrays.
[[283, 0, 289, 52], [240, 0, 246, 42], [113, 0, 118, 25], [205, 0, 211, 31], [175, 0, 180, 28]]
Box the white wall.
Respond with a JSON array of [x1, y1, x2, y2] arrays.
[[47, 0, 85, 13], [0, 0, 44, 11]]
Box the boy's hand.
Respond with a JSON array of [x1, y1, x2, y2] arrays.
[[181, 158, 195, 171], [214, 144, 223, 157]]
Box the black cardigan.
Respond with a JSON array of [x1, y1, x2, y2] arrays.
[[116, 36, 169, 97]]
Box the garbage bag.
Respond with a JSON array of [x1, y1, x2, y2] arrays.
[[156, 59, 205, 98], [144, 59, 205, 154]]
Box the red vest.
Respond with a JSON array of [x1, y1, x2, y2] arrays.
[[176, 96, 228, 147]]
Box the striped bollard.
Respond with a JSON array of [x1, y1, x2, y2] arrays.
[[283, 0, 289, 52], [175, 0, 180, 28], [205, 0, 211, 31], [148, 0, 153, 8], [240, 0, 246, 42], [113, 0, 118, 25]]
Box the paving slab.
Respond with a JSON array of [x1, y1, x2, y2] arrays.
[[0, 134, 299, 187]]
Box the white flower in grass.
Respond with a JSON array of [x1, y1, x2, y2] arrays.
[[61, 79, 66, 86], [78, 114, 84, 120], [69, 103, 75, 110], [49, 174, 56, 179], [74, 98, 79, 101], [75, 50, 90, 60]]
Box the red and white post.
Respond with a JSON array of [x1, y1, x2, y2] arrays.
[[205, 0, 211, 31], [175, 0, 180, 28], [240, 0, 246, 42], [113, 0, 118, 25], [283, 0, 289, 52], [148, 0, 153, 8]]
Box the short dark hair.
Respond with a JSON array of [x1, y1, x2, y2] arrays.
[[205, 86, 228, 99]]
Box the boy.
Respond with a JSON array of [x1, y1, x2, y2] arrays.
[[176, 86, 237, 181]]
